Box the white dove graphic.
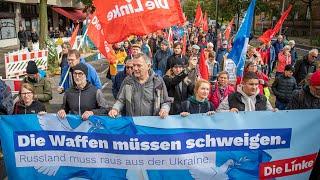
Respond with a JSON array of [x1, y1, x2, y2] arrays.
[[34, 114, 104, 176], [189, 159, 234, 180]]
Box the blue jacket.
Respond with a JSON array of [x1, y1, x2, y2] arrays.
[[216, 48, 228, 64], [153, 49, 172, 76], [272, 41, 284, 59], [268, 46, 276, 65], [112, 69, 127, 99], [59, 58, 102, 90]]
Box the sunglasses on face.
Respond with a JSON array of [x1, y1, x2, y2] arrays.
[[126, 66, 133, 69]]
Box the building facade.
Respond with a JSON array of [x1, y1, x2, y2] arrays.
[[0, 0, 83, 48]]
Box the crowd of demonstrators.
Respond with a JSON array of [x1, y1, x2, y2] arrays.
[[57, 63, 109, 120], [257, 41, 275, 76]]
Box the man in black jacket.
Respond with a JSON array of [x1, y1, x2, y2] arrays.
[[57, 63, 109, 120], [17, 26, 28, 50], [272, 65, 298, 110], [294, 49, 318, 85]]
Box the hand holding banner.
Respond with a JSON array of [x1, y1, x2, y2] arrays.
[[93, 0, 185, 43]]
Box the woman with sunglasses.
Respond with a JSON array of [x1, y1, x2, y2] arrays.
[[13, 83, 46, 114]]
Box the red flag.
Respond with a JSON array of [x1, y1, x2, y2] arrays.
[[69, 24, 79, 48], [199, 49, 209, 80], [93, 0, 184, 44], [194, 2, 203, 27], [224, 18, 234, 40], [87, 14, 116, 63], [182, 34, 187, 55], [258, 4, 292, 43], [202, 12, 208, 32]]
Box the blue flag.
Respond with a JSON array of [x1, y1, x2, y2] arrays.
[[227, 0, 256, 76]]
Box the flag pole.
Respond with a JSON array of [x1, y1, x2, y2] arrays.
[[59, 28, 89, 89]]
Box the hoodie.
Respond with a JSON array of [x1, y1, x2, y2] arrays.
[[217, 85, 273, 112]]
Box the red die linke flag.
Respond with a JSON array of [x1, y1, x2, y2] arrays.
[[87, 14, 116, 63], [202, 12, 208, 32], [194, 2, 203, 27], [69, 24, 79, 48], [93, 0, 185, 44], [199, 49, 209, 80], [224, 18, 234, 41], [258, 4, 292, 44]]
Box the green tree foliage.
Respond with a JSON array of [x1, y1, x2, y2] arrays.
[[183, 0, 276, 23]]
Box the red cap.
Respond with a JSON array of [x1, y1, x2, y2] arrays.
[[310, 70, 320, 86]]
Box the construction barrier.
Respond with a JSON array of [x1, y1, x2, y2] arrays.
[[4, 49, 48, 79]]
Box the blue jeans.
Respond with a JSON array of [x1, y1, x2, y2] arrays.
[[275, 99, 287, 110]]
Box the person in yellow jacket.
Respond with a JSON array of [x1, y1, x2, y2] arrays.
[[109, 43, 127, 78]]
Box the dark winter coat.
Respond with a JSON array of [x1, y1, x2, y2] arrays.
[[272, 41, 284, 60], [13, 100, 46, 114], [272, 74, 298, 103], [228, 92, 268, 111], [163, 69, 194, 114], [294, 56, 317, 85], [61, 82, 109, 116], [153, 49, 172, 76], [112, 69, 127, 99], [181, 96, 214, 114], [287, 86, 320, 109], [290, 47, 298, 65], [18, 30, 28, 43]]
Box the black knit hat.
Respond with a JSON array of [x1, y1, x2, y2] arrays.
[[26, 61, 38, 74], [72, 63, 88, 77]]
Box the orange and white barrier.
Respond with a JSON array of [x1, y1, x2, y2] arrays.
[[4, 49, 48, 79]]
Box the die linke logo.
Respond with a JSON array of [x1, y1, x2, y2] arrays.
[[259, 153, 317, 179], [107, 0, 170, 21]]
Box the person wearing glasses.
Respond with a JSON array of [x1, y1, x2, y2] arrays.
[[23, 61, 52, 103], [112, 59, 134, 99], [13, 83, 46, 114], [57, 63, 109, 120], [58, 49, 102, 93], [294, 49, 318, 85]]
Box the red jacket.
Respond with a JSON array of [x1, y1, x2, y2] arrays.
[[209, 82, 235, 109]]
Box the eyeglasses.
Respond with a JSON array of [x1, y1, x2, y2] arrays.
[[126, 66, 133, 70], [73, 72, 85, 77], [312, 55, 318, 59], [21, 92, 33, 96]]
